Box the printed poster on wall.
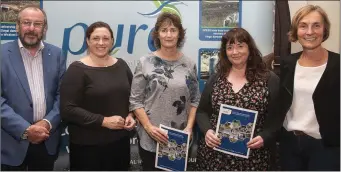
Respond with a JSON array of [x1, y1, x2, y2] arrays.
[[199, 0, 241, 41], [155, 124, 190, 171], [1, 0, 43, 40], [214, 104, 258, 159], [198, 48, 219, 92]]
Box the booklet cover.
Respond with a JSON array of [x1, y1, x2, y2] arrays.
[[155, 124, 190, 171], [213, 104, 258, 159]]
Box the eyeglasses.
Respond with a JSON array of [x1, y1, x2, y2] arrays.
[[20, 21, 44, 28]]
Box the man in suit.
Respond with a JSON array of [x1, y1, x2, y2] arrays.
[[1, 5, 66, 170]]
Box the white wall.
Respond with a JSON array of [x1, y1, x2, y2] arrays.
[[289, 1, 340, 53]]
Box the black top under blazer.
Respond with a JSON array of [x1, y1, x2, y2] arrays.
[[274, 50, 340, 148]]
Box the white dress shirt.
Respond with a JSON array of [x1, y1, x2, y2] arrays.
[[18, 39, 52, 130]]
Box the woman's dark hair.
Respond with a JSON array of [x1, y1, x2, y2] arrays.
[[152, 12, 186, 49], [85, 21, 114, 52], [216, 28, 269, 82]]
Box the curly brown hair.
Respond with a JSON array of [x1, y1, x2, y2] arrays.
[[216, 28, 269, 82], [152, 12, 186, 49]]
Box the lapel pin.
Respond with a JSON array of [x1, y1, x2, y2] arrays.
[[48, 53, 51, 56]]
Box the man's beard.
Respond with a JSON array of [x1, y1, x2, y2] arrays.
[[19, 31, 44, 49]]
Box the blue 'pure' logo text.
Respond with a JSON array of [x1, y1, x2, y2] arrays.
[[62, 23, 156, 58]]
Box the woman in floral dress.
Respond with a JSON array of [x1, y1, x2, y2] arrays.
[[193, 28, 279, 171]]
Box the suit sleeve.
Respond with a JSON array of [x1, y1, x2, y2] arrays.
[[43, 49, 66, 133], [1, 44, 31, 141], [60, 63, 104, 127], [1, 97, 31, 141], [195, 74, 216, 135]]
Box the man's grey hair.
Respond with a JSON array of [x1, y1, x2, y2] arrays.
[[16, 4, 48, 29]]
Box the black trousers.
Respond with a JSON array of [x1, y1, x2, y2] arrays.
[[279, 128, 340, 171], [138, 144, 161, 171], [1, 143, 57, 171], [69, 136, 130, 171]]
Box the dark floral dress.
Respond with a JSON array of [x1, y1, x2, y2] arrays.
[[192, 76, 270, 171]]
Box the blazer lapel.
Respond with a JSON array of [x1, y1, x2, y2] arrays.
[[8, 41, 33, 103], [313, 51, 336, 97], [42, 45, 51, 101], [282, 52, 301, 97]]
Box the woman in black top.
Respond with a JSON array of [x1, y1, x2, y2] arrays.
[[192, 28, 279, 171], [60, 21, 136, 171], [275, 5, 340, 170]]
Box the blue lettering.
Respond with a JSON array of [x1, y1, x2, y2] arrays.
[[148, 27, 157, 52], [112, 24, 124, 51], [127, 24, 148, 54], [62, 23, 154, 57], [62, 23, 88, 58]]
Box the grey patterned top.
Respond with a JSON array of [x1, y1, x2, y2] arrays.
[[129, 53, 200, 152]]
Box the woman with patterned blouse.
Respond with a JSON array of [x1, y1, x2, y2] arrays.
[[193, 28, 279, 171], [129, 12, 200, 171]]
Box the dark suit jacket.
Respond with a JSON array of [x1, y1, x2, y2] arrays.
[[275, 50, 340, 147], [196, 71, 280, 147], [1, 40, 67, 166]]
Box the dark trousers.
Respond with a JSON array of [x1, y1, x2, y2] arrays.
[[138, 144, 160, 171], [279, 128, 340, 171], [1, 143, 57, 171], [69, 136, 130, 171]]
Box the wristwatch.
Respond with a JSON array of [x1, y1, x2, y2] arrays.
[[21, 130, 28, 140]]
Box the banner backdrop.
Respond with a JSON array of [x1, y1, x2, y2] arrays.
[[1, 1, 274, 170]]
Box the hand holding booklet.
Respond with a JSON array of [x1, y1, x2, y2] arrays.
[[213, 104, 258, 159], [155, 124, 190, 171]]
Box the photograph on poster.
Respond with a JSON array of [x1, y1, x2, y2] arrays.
[[199, 0, 241, 41], [1, 0, 41, 40], [198, 48, 219, 80], [197, 48, 219, 91]]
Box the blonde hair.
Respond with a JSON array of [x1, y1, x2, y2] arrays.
[[288, 5, 330, 42]]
